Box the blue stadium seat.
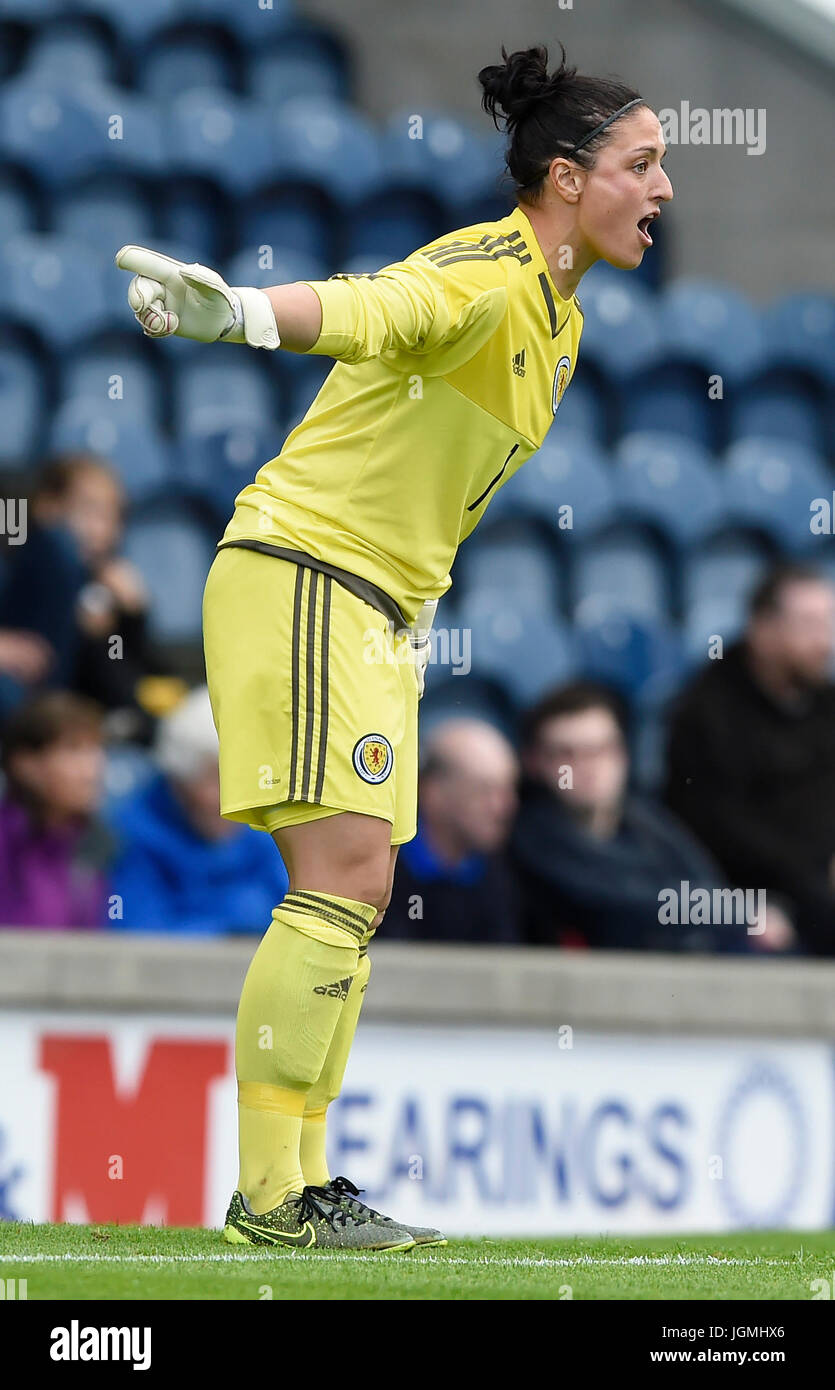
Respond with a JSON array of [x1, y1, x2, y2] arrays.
[[174, 358, 277, 434], [493, 431, 615, 540], [681, 529, 773, 611], [138, 34, 237, 101], [576, 614, 684, 699], [281, 358, 332, 429], [271, 98, 384, 206], [462, 601, 578, 707], [178, 417, 282, 516], [613, 432, 723, 546], [552, 368, 607, 443], [1, 0, 66, 16], [0, 177, 36, 239], [54, 182, 155, 257], [124, 509, 216, 641], [166, 89, 274, 195], [455, 521, 563, 616], [763, 292, 835, 388], [156, 180, 227, 266], [618, 363, 716, 449], [345, 191, 441, 266], [572, 525, 672, 623], [60, 346, 165, 427], [0, 79, 163, 185], [658, 280, 764, 384], [0, 234, 108, 348], [572, 264, 661, 378], [50, 400, 171, 501], [21, 21, 117, 88], [722, 437, 830, 553], [65, 0, 179, 44], [225, 246, 329, 292], [381, 110, 500, 209], [249, 41, 349, 105], [727, 372, 825, 455], [683, 599, 746, 666], [0, 346, 44, 465], [176, 0, 296, 45], [241, 190, 333, 267]]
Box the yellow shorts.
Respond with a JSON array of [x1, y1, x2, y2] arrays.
[[202, 544, 419, 845]]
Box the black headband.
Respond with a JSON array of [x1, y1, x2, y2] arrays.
[[566, 97, 644, 157]]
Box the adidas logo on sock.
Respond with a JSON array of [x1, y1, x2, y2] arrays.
[[512, 347, 526, 377], [313, 977, 354, 1000]]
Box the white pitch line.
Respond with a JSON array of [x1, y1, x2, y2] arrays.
[[0, 1253, 799, 1269]]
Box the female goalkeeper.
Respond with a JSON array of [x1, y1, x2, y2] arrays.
[[116, 43, 672, 1252]]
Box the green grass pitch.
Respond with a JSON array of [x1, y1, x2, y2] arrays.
[[2, 1223, 834, 1300]]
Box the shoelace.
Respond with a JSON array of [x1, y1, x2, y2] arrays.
[[293, 1183, 372, 1230], [324, 1175, 385, 1221]]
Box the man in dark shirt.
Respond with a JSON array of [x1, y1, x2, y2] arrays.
[[384, 718, 522, 944], [666, 564, 835, 955], [511, 681, 764, 952]]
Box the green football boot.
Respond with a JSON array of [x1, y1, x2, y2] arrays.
[[222, 1185, 416, 1252], [322, 1176, 448, 1248]]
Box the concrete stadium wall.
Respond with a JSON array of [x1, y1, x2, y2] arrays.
[[298, 0, 835, 298], [3, 930, 835, 1038]]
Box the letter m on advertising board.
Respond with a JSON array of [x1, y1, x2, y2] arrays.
[[39, 1035, 228, 1225]]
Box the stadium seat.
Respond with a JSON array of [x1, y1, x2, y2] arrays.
[[271, 98, 384, 206], [241, 190, 334, 267], [124, 509, 216, 642], [21, 20, 117, 88], [722, 436, 830, 553], [727, 372, 826, 455], [462, 601, 578, 707], [657, 279, 765, 384], [552, 367, 608, 443], [248, 33, 350, 105], [572, 525, 672, 623], [454, 521, 564, 616], [576, 613, 684, 699], [763, 292, 835, 388], [177, 417, 281, 517], [683, 598, 746, 666], [493, 431, 615, 541], [0, 234, 108, 348], [681, 529, 772, 611], [282, 358, 331, 426], [53, 182, 155, 257], [380, 109, 500, 210], [64, 0, 179, 45], [176, 0, 296, 45], [49, 400, 172, 501], [0, 79, 164, 185], [571, 264, 661, 378], [0, 177, 37, 239], [156, 180, 228, 266], [138, 33, 237, 101], [166, 89, 275, 195], [174, 358, 277, 435], [60, 346, 165, 428], [345, 191, 442, 267], [613, 432, 723, 546], [617, 363, 716, 450], [0, 345, 44, 466]]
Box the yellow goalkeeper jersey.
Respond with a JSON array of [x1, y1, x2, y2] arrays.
[[219, 203, 583, 625]]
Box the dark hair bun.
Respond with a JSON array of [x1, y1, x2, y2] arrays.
[[478, 43, 576, 130]]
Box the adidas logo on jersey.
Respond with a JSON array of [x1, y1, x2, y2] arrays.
[[512, 348, 527, 377], [313, 977, 354, 1000]]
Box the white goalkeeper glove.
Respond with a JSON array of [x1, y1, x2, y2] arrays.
[[408, 598, 438, 699], [114, 245, 280, 350]]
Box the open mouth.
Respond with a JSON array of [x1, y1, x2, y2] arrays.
[[637, 213, 658, 247]]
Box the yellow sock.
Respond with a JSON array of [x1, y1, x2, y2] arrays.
[[234, 891, 376, 1214], [300, 931, 374, 1187]]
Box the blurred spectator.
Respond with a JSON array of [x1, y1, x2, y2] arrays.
[[0, 691, 111, 929], [511, 682, 759, 952], [109, 686, 288, 934], [666, 564, 835, 955], [0, 453, 168, 740], [385, 718, 522, 944]]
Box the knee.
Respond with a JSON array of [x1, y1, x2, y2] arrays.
[[347, 860, 391, 916]]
